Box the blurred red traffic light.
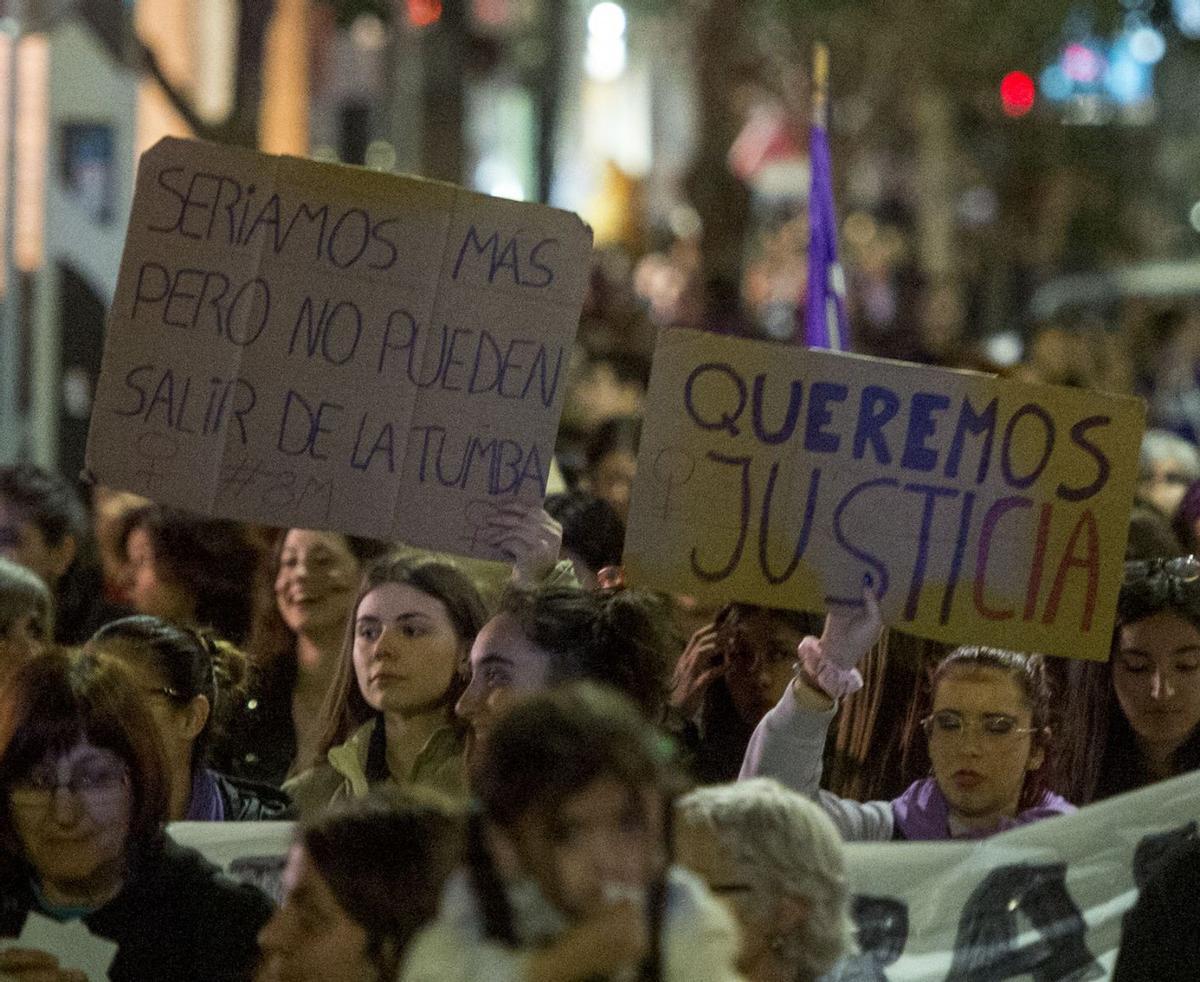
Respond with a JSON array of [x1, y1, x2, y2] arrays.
[[407, 0, 443, 27], [1000, 71, 1036, 117]]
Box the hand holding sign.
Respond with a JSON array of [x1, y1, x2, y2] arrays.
[[820, 582, 885, 671], [478, 502, 564, 586]]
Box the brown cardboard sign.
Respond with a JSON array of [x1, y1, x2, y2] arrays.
[[623, 328, 1146, 661], [86, 138, 592, 559]]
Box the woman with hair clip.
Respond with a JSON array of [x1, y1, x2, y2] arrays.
[[455, 583, 671, 765], [0, 648, 272, 981], [258, 787, 465, 982], [88, 615, 291, 821], [400, 684, 743, 982], [1054, 555, 1200, 803], [283, 556, 489, 818], [740, 588, 1074, 840]]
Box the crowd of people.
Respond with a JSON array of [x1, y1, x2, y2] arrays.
[[1, 393, 1199, 980]]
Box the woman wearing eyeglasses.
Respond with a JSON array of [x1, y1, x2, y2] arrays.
[[1054, 556, 1200, 803], [740, 590, 1074, 840], [87, 615, 292, 821], [676, 779, 855, 982], [0, 648, 272, 981]]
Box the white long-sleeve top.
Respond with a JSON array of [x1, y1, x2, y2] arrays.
[[738, 680, 896, 841], [399, 865, 745, 982]]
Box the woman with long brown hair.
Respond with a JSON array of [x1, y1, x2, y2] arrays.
[[1054, 555, 1200, 803], [284, 556, 488, 817]]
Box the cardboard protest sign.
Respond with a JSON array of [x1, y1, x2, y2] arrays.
[[86, 138, 592, 560], [624, 329, 1145, 661]]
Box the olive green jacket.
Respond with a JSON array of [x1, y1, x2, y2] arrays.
[[284, 717, 466, 819]]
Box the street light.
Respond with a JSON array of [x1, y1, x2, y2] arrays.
[[585, 1, 626, 82]]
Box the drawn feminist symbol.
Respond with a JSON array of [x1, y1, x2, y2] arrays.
[[652, 447, 696, 521], [134, 431, 180, 491], [462, 499, 503, 553]]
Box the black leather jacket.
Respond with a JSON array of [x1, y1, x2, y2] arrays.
[[215, 771, 294, 821]]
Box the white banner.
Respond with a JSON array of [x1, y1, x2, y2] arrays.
[[171, 770, 1200, 980]]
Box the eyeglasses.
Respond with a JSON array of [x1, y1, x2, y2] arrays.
[[920, 711, 1038, 743], [1142, 471, 1192, 487], [8, 764, 130, 809], [1123, 555, 1200, 585]]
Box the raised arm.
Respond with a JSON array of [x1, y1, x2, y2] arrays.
[[739, 587, 893, 840]]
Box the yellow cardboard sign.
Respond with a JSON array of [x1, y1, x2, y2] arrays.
[[86, 138, 592, 559], [624, 329, 1146, 661]]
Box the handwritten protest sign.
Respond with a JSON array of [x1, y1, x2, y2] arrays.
[[624, 329, 1145, 660], [86, 137, 592, 560]]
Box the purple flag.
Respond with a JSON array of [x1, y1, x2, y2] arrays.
[[803, 123, 849, 351]]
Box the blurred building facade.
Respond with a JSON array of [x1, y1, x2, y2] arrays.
[[10, 2, 1199, 474], [0, 0, 687, 472]]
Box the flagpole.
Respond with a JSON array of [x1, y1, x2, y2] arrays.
[[812, 42, 829, 128], [803, 41, 848, 352], [812, 41, 842, 352]]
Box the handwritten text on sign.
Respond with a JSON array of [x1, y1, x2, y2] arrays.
[[623, 330, 1145, 660], [86, 138, 592, 559]]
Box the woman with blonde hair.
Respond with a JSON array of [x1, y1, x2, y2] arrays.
[[676, 779, 854, 982]]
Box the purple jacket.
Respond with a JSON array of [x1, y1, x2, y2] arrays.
[[740, 681, 1076, 841], [891, 777, 1075, 841]]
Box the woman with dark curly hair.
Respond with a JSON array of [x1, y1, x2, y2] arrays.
[[455, 583, 671, 767], [120, 505, 263, 646]]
